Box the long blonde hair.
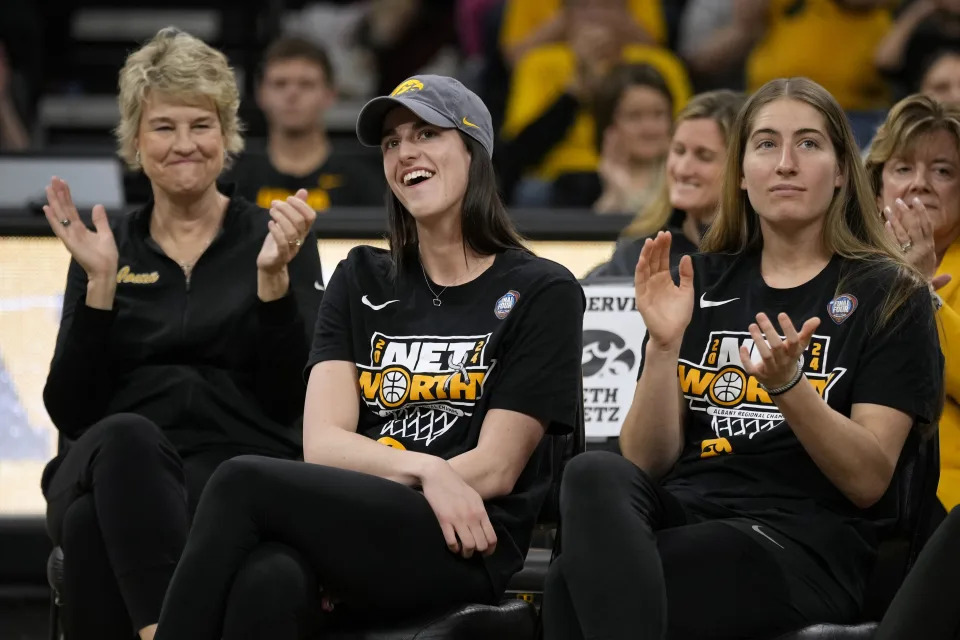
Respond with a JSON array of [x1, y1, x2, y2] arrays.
[[701, 77, 926, 327], [621, 90, 745, 239]]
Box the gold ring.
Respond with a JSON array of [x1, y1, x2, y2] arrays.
[[288, 238, 302, 247], [901, 241, 912, 253]]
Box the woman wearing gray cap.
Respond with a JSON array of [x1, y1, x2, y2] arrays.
[[154, 75, 585, 639]]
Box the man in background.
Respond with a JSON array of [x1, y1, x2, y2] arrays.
[[227, 37, 383, 210]]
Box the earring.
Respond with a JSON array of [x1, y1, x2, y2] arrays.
[[136, 150, 141, 164]]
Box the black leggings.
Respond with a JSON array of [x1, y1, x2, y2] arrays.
[[43, 413, 242, 639], [543, 451, 859, 640], [154, 455, 498, 640], [874, 505, 960, 640]]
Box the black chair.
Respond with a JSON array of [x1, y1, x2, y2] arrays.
[[47, 387, 586, 640], [768, 427, 941, 640]]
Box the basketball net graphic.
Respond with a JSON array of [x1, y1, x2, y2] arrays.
[[380, 407, 462, 446]]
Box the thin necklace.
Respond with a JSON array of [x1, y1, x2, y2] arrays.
[[421, 262, 449, 306]]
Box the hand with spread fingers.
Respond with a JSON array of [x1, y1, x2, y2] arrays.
[[883, 197, 952, 290], [256, 188, 318, 301], [42, 177, 119, 309], [634, 231, 695, 351], [740, 311, 820, 393]]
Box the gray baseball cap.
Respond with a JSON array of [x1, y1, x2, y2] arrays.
[[356, 75, 494, 158]]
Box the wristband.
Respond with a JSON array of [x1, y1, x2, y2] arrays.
[[759, 361, 804, 396]]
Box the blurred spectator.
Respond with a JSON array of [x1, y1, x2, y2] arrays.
[[498, 0, 691, 206], [677, 0, 745, 92], [922, 49, 960, 107], [356, 0, 458, 95], [500, 0, 666, 66], [0, 42, 30, 150], [589, 89, 746, 277], [692, 0, 894, 146], [0, 0, 42, 150], [226, 37, 384, 211], [875, 0, 960, 100], [591, 64, 673, 214]]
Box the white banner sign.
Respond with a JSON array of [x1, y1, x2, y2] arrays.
[[580, 281, 647, 439]]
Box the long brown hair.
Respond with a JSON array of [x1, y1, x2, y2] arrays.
[[701, 77, 926, 328], [621, 89, 746, 239]]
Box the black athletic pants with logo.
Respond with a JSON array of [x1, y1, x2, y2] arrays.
[[542, 451, 860, 640], [874, 505, 960, 640], [153, 455, 499, 640], [43, 414, 243, 639]]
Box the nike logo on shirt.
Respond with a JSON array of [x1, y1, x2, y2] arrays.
[[700, 294, 740, 308], [751, 525, 784, 549], [362, 295, 399, 311]]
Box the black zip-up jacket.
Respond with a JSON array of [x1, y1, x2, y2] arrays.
[[42, 191, 322, 459]]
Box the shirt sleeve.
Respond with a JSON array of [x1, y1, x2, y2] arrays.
[[487, 279, 585, 434], [850, 286, 943, 424], [42, 258, 119, 438], [304, 257, 355, 377], [253, 228, 324, 423]]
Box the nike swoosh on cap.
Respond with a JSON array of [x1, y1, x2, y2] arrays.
[[362, 295, 399, 311], [461, 116, 479, 128], [699, 293, 739, 308]]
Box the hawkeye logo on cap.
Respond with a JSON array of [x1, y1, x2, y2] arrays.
[[391, 78, 424, 96], [462, 116, 479, 129]]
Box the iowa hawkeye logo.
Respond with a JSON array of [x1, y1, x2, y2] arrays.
[[358, 332, 494, 446], [681, 331, 845, 457]]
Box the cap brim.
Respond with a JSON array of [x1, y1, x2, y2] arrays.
[[356, 97, 457, 148]]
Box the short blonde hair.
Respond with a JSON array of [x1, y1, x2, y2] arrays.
[[115, 27, 244, 170], [864, 94, 960, 197]]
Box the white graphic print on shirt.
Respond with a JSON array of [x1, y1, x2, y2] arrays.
[[681, 330, 845, 456], [357, 332, 495, 446]]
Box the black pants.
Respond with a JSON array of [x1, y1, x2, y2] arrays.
[[875, 505, 960, 640], [542, 451, 859, 640], [154, 455, 498, 640], [43, 413, 242, 639]]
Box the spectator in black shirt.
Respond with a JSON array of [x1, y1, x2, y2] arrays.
[[227, 36, 384, 210], [40, 28, 322, 640]]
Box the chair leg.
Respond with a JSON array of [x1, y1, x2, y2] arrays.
[[49, 590, 60, 640]]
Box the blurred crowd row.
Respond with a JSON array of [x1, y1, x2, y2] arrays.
[[0, 0, 958, 212]]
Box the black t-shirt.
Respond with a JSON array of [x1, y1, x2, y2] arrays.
[[226, 150, 384, 211], [639, 251, 941, 602], [587, 210, 699, 278], [307, 245, 585, 594]]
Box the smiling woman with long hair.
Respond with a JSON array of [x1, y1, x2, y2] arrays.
[[153, 75, 585, 640], [543, 77, 943, 640]]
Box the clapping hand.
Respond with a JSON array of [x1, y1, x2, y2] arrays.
[[739, 312, 819, 391]]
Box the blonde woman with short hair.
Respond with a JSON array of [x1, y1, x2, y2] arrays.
[[40, 28, 322, 640]]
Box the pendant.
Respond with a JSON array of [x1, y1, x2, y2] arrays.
[[433, 298, 442, 306]]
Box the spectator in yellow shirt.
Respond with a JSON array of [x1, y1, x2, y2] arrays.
[[866, 94, 960, 515], [498, 0, 690, 206]]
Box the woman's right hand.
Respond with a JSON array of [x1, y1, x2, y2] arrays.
[[43, 177, 119, 281], [420, 459, 497, 559], [634, 231, 695, 350]]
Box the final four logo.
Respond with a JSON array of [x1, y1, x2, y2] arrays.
[[358, 332, 495, 446]]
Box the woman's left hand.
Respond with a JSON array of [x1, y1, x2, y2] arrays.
[[740, 312, 820, 391], [883, 197, 951, 290], [256, 189, 317, 274]]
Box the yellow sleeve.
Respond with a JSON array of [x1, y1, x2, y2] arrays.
[[501, 45, 576, 139], [500, 0, 560, 52], [629, 0, 666, 45], [938, 302, 960, 404]]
